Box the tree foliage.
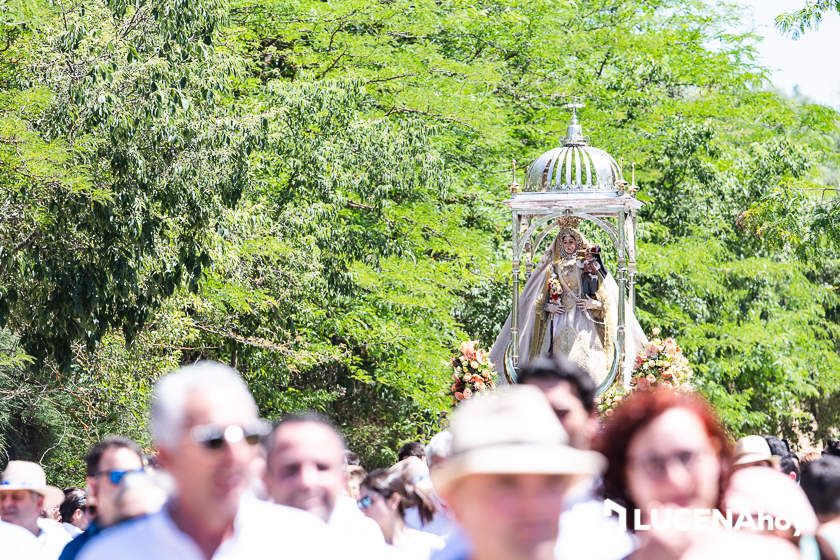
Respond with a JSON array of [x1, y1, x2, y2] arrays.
[[776, 0, 840, 39], [0, 0, 838, 484]]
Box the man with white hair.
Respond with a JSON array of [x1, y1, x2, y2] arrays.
[[79, 361, 338, 560]]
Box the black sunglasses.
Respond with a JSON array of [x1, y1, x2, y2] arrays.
[[190, 422, 270, 450]]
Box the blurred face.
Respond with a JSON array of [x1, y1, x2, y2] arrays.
[[46, 504, 61, 521], [0, 490, 43, 535], [158, 390, 260, 525], [263, 422, 346, 522], [444, 473, 573, 560], [625, 408, 721, 515], [358, 486, 400, 542], [346, 472, 363, 501], [70, 506, 89, 530], [525, 379, 596, 450], [115, 476, 167, 522], [87, 446, 144, 527], [562, 235, 577, 256]]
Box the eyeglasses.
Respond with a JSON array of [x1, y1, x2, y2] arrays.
[[82, 505, 97, 516], [357, 495, 373, 510], [94, 469, 144, 486], [190, 421, 270, 451], [629, 449, 711, 480]]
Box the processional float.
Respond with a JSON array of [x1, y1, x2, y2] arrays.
[[489, 104, 645, 396]]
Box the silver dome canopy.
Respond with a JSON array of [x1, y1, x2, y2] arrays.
[[524, 106, 623, 194]]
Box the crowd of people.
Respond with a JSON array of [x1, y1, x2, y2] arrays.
[[1, 358, 839, 559]]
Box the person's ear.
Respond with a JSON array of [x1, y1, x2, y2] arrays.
[[386, 492, 402, 511], [788, 471, 797, 481], [87, 476, 98, 499], [72, 507, 85, 524], [156, 446, 173, 470]]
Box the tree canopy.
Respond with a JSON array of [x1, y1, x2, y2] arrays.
[[1, 0, 837, 484]]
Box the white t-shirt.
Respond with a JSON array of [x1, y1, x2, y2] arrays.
[[1, 520, 41, 560], [36, 518, 72, 559], [555, 479, 634, 560], [328, 496, 405, 559], [78, 498, 341, 560], [403, 506, 458, 540], [394, 528, 445, 560], [62, 521, 83, 537], [329, 495, 386, 543]]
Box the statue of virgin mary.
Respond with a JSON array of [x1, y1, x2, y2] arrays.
[[490, 220, 646, 387]]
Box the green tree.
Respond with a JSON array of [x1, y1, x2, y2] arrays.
[[776, 0, 840, 39], [1, 0, 838, 483]]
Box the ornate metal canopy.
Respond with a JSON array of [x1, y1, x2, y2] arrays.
[[524, 106, 622, 193], [501, 103, 643, 395]]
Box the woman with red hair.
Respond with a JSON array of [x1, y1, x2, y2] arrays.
[[595, 387, 800, 559]]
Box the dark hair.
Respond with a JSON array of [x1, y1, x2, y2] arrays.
[[763, 435, 792, 457], [85, 436, 143, 477], [801, 455, 840, 516], [824, 440, 840, 458], [263, 412, 346, 463], [517, 355, 596, 413], [594, 388, 733, 530], [275, 411, 339, 430], [779, 453, 800, 482], [59, 488, 87, 522], [363, 469, 436, 524], [397, 442, 425, 462]]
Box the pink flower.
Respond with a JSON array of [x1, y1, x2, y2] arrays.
[[463, 388, 473, 398], [455, 391, 464, 401], [459, 340, 477, 361]]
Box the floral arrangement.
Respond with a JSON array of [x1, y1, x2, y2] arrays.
[[449, 340, 496, 405], [597, 328, 692, 416], [630, 327, 693, 391], [548, 277, 564, 303], [597, 386, 627, 417]]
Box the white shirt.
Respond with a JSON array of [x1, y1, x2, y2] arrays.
[[554, 479, 634, 560], [403, 506, 458, 540], [1, 520, 41, 560], [329, 496, 406, 559], [394, 528, 445, 560], [78, 498, 341, 560], [62, 521, 83, 537], [330, 495, 386, 543], [36, 518, 72, 559]]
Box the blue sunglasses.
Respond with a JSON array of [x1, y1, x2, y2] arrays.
[[95, 469, 144, 485], [357, 495, 373, 510]]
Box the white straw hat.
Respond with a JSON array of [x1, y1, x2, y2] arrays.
[[430, 385, 605, 495], [0, 461, 64, 509], [733, 435, 779, 468]]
